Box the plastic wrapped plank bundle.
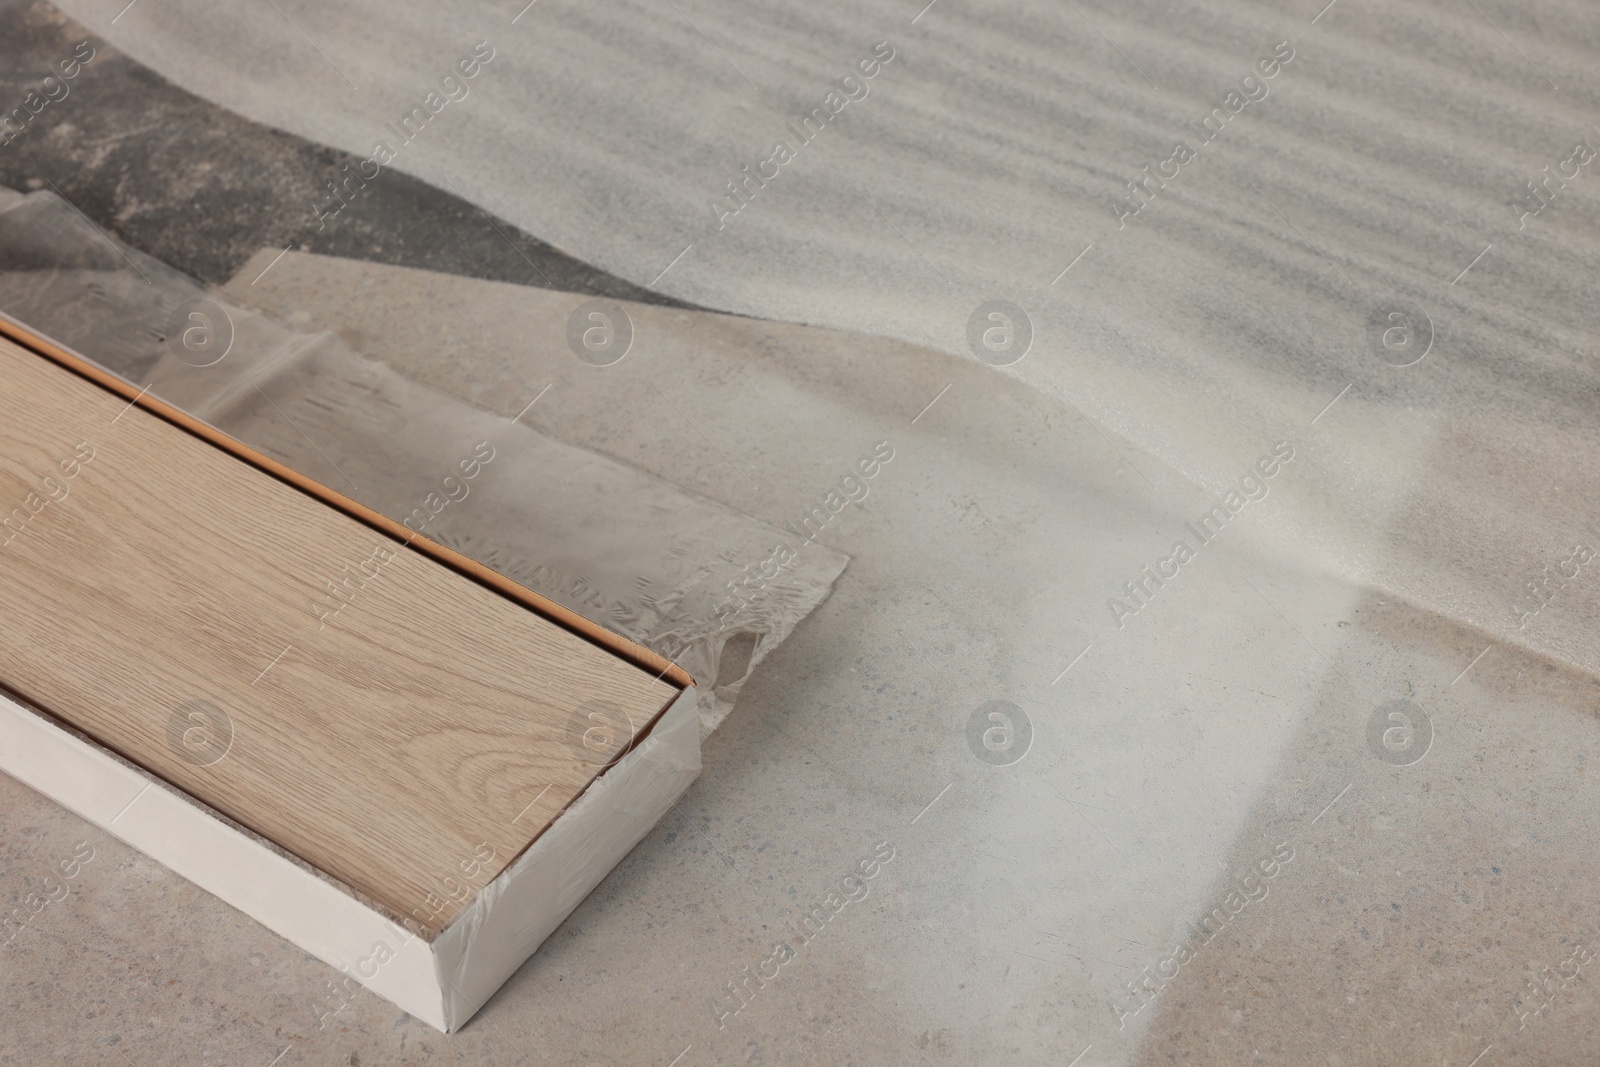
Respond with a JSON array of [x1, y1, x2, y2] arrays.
[[0, 186, 848, 1031]]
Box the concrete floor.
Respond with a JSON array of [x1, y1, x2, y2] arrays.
[[4, 245, 1598, 1065], [3, 0, 1600, 1064]]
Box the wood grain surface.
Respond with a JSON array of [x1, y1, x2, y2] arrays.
[[0, 334, 680, 937]]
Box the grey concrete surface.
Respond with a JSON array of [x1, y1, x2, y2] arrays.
[[7, 242, 1599, 1065], [1, 0, 1599, 1064]]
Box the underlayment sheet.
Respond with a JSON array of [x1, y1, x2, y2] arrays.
[[220, 245, 1600, 683], [0, 186, 848, 730], [45, 0, 1600, 676], [43, 4, 1597, 405]]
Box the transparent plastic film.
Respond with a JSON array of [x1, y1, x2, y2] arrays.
[[0, 186, 848, 731]]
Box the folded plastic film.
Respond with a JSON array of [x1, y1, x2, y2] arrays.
[[0, 186, 848, 731]]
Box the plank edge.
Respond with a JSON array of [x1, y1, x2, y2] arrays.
[[0, 311, 694, 689]]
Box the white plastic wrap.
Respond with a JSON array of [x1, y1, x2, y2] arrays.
[[433, 685, 704, 1030], [0, 682, 701, 1033]]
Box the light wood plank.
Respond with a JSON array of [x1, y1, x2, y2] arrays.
[[0, 335, 680, 936]]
